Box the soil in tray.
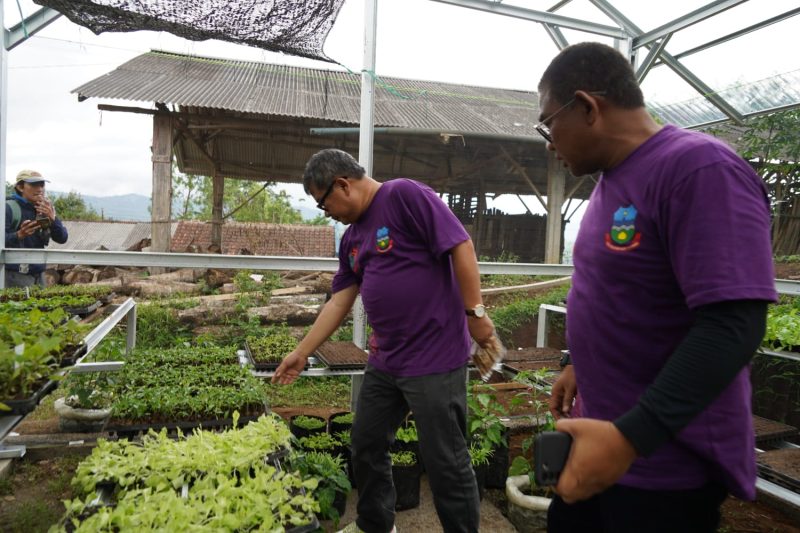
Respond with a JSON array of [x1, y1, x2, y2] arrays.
[[757, 448, 800, 481], [314, 341, 368, 369]]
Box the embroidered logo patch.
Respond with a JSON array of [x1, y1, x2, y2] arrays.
[[376, 226, 393, 253], [349, 246, 359, 273], [605, 205, 641, 251]]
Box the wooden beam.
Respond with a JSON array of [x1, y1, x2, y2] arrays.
[[211, 173, 224, 251], [545, 151, 566, 264], [151, 114, 173, 272], [500, 146, 547, 211]]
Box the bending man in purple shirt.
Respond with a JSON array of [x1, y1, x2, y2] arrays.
[[273, 148, 495, 533], [538, 43, 777, 532]]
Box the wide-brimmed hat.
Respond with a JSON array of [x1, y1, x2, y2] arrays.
[[15, 169, 49, 184]]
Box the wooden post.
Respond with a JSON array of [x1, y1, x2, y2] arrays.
[[211, 173, 225, 251], [545, 151, 565, 264], [151, 114, 173, 274]]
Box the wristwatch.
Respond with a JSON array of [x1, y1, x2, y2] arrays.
[[465, 304, 486, 318], [559, 350, 571, 369]]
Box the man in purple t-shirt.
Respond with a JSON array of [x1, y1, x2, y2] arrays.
[[272, 149, 496, 533], [536, 43, 777, 532]]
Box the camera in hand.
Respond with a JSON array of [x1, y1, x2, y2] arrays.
[[35, 216, 51, 230], [534, 431, 573, 486]]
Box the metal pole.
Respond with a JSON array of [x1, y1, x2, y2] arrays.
[[1, 0, 8, 288], [351, 0, 378, 408]]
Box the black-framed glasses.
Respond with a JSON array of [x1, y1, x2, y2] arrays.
[[316, 178, 339, 210], [535, 91, 607, 143]]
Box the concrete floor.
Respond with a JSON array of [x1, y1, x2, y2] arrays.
[[321, 473, 518, 533]]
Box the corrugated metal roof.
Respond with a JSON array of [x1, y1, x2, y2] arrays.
[[73, 50, 539, 136], [47, 220, 334, 257], [47, 221, 169, 251]]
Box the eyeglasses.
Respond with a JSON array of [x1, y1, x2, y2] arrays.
[[535, 91, 607, 143], [316, 178, 340, 211]]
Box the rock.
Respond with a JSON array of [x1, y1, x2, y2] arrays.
[[248, 302, 322, 325], [63, 267, 96, 285], [204, 269, 232, 288], [129, 280, 200, 297]]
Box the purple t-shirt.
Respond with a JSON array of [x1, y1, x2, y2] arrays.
[[331, 178, 471, 377], [568, 125, 777, 500]]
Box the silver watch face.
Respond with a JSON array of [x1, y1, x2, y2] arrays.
[[473, 305, 486, 318]]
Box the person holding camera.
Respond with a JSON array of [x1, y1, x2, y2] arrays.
[[4, 169, 68, 287]]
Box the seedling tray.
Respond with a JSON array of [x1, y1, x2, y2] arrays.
[[106, 412, 267, 439], [753, 415, 798, 446], [313, 341, 368, 369], [757, 449, 800, 493], [59, 343, 88, 367], [244, 339, 306, 371], [64, 300, 101, 317], [1, 379, 57, 415]]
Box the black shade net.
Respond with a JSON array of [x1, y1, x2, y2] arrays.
[[34, 0, 346, 62]]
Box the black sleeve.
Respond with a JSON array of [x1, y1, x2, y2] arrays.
[[614, 299, 767, 457]]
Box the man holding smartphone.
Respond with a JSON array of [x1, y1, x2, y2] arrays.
[[537, 43, 776, 532], [4, 169, 68, 287]]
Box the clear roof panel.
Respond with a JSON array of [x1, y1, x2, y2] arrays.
[[506, 0, 800, 128]]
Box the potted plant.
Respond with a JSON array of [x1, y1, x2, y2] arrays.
[[54, 372, 116, 432], [467, 385, 509, 489], [329, 410, 354, 434], [290, 414, 327, 439], [393, 420, 420, 458], [390, 450, 421, 510], [290, 450, 351, 526], [297, 432, 341, 455], [504, 368, 558, 533], [334, 429, 356, 487], [468, 441, 493, 500]]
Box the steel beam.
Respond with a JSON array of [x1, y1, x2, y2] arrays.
[[4, 7, 60, 50], [633, 0, 748, 49], [431, 0, 627, 39]]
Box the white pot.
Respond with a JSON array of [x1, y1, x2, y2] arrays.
[[505, 474, 552, 533], [54, 397, 111, 432]]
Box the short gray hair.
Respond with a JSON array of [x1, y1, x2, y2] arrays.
[[302, 149, 366, 194]]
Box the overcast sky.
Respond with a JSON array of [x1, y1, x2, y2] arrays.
[[3, 0, 799, 230]]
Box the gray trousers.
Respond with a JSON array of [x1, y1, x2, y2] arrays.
[[4, 270, 44, 288], [352, 364, 479, 533]]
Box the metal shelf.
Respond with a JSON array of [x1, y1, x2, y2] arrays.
[[0, 298, 137, 458]]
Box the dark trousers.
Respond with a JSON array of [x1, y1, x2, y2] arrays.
[[351, 364, 479, 533], [4, 270, 44, 288], [548, 481, 728, 533]]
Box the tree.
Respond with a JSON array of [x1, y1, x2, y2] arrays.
[[52, 191, 102, 221], [172, 168, 325, 226], [736, 109, 800, 256]]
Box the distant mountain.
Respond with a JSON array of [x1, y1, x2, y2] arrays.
[[50, 191, 322, 223], [84, 193, 152, 221]]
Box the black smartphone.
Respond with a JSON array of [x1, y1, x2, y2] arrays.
[[534, 431, 573, 486], [35, 217, 51, 230]]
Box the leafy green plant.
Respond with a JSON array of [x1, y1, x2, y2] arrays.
[[390, 450, 417, 467], [135, 304, 192, 350], [62, 372, 116, 409], [395, 421, 418, 443], [468, 441, 493, 467], [292, 415, 327, 431], [490, 286, 569, 344], [298, 432, 341, 452], [467, 386, 508, 451], [246, 326, 298, 364], [331, 412, 354, 425], [508, 368, 557, 484], [290, 451, 351, 524], [764, 302, 800, 351]]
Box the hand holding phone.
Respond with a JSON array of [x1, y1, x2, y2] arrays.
[[35, 216, 51, 230], [534, 431, 573, 486]]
